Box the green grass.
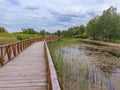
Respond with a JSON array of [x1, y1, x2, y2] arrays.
[[115, 39, 120, 44], [48, 38, 80, 50], [0, 33, 17, 45], [14, 33, 41, 40], [48, 38, 90, 90], [0, 33, 42, 45]]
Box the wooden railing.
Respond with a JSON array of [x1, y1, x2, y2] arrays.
[[0, 36, 62, 90], [0, 37, 43, 66], [45, 36, 60, 43], [44, 37, 63, 90]]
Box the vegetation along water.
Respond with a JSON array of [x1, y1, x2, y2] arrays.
[[48, 38, 120, 90]]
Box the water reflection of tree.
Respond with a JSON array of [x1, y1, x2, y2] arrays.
[[88, 62, 118, 90]]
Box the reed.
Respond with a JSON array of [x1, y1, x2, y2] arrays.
[[48, 38, 90, 90]]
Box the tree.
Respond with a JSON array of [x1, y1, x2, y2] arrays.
[[87, 16, 100, 40], [86, 6, 120, 41], [56, 30, 61, 36], [78, 25, 86, 35], [61, 30, 67, 37], [40, 30, 46, 38], [0, 27, 7, 33], [21, 28, 37, 34], [98, 6, 120, 41]]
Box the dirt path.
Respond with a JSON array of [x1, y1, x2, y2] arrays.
[[82, 39, 120, 47]]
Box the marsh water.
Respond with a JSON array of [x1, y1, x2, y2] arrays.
[[55, 44, 120, 90]]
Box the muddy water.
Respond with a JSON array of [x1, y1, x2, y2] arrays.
[[56, 44, 120, 90]]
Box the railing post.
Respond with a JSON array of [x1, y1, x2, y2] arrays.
[[7, 45, 12, 61], [20, 42, 23, 51], [12, 44, 17, 57], [0, 47, 4, 66]]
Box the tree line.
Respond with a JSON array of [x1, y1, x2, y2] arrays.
[[1, 6, 120, 42], [0, 27, 51, 37], [54, 6, 120, 42]]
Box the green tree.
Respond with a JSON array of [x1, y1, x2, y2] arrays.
[[78, 25, 85, 35], [56, 30, 61, 36], [86, 6, 120, 41], [99, 6, 120, 41], [0, 27, 7, 33], [21, 28, 37, 34], [87, 16, 100, 40], [40, 30, 46, 38]]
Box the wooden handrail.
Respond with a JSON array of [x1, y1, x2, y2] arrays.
[[0, 37, 43, 66], [0, 36, 63, 90], [45, 36, 60, 43], [44, 37, 63, 90]]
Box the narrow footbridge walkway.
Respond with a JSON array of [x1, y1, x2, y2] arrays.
[[0, 37, 62, 90], [0, 42, 47, 90]]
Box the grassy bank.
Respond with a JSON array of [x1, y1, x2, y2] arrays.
[[0, 33, 41, 45], [48, 38, 80, 50]]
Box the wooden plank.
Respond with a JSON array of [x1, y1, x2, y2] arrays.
[[0, 82, 47, 87], [0, 86, 47, 90], [0, 42, 48, 90]]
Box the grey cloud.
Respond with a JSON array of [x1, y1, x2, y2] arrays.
[[6, 0, 20, 5], [57, 15, 72, 22], [26, 5, 39, 10], [87, 11, 97, 17], [50, 10, 87, 23]]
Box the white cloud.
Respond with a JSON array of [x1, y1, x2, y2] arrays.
[[0, 0, 120, 32]]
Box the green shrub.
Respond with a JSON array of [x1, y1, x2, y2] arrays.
[[16, 35, 30, 40]]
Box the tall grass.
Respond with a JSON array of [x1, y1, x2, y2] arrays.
[[14, 33, 41, 40], [0, 33, 41, 45], [0, 33, 17, 45], [49, 50, 90, 90], [48, 38, 90, 90]]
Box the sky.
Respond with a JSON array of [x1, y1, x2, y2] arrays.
[[0, 0, 120, 32]]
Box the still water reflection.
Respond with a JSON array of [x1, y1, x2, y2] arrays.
[[56, 44, 120, 90]]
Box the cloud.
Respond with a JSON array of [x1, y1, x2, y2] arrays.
[[25, 5, 39, 10], [49, 8, 90, 26], [87, 11, 97, 17], [57, 16, 72, 22], [0, 0, 120, 32], [6, 0, 20, 6]]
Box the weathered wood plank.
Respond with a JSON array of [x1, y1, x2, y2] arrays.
[[0, 42, 48, 90], [0, 86, 47, 90]]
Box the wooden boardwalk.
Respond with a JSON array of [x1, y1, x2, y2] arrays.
[[0, 41, 48, 90]]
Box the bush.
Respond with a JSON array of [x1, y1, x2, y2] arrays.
[[75, 33, 87, 39], [16, 34, 31, 40]]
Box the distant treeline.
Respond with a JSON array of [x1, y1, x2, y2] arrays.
[[1, 6, 120, 42], [0, 27, 48, 41], [54, 6, 120, 42], [0, 27, 51, 36]]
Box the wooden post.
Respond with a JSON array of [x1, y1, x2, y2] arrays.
[[7, 45, 12, 61], [12, 44, 17, 57], [17, 43, 20, 54], [0, 47, 4, 66]]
